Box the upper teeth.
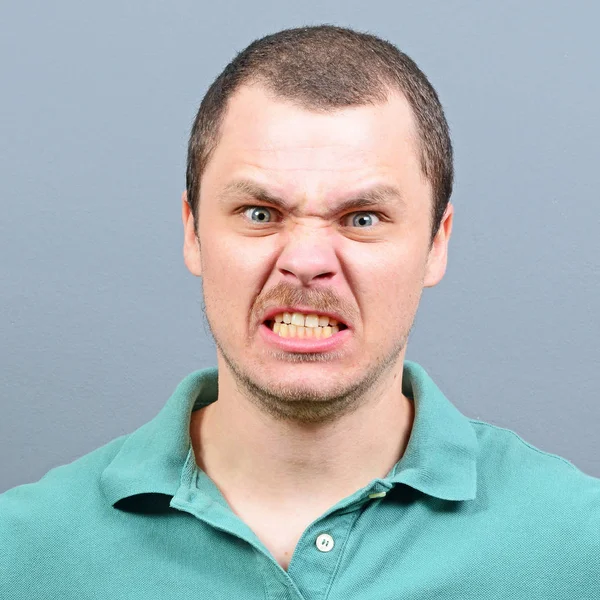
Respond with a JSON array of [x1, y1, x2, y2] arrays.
[[274, 312, 338, 328]]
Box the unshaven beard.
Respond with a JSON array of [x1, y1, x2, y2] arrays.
[[209, 322, 412, 426], [219, 338, 408, 426], [198, 281, 416, 425]]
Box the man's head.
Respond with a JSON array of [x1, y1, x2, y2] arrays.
[[182, 25, 454, 424]]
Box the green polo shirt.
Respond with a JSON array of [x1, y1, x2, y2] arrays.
[[1, 360, 598, 598]]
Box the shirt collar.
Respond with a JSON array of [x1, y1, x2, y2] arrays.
[[100, 360, 477, 509], [100, 369, 218, 508], [389, 361, 478, 500]]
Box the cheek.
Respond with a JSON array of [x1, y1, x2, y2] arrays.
[[200, 232, 267, 323], [354, 246, 425, 325], [199, 233, 235, 304]]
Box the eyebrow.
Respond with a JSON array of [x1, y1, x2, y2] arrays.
[[217, 178, 406, 217]]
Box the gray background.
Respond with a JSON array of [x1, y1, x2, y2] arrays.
[[1, 0, 599, 493]]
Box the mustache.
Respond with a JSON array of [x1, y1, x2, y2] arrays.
[[254, 281, 356, 322]]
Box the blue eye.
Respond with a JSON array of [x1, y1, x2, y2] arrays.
[[244, 206, 273, 223], [349, 212, 379, 227], [242, 206, 381, 228]]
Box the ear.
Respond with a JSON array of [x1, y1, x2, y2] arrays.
[[423, 202, 454, 288], [182, 191, 202, 277]]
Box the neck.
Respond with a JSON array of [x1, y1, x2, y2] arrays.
[[189, 358, 414, 509]]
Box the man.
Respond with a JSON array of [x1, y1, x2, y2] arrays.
[[1, 24, 598, 599]]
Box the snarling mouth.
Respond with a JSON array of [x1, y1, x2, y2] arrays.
[[264, 311, 348, 339]]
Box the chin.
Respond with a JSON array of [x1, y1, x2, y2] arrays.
[[261, 367, 352, 393]]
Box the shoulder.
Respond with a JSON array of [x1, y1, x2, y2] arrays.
[[469, 418, 587, 474], [468, 420, 599, 589], [0, 434, 129, 588], [469, 419, 600, 553], [0, 431, 129, 508], [470, 417, 600, 493]]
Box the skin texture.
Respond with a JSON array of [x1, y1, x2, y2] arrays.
[[181, 83, 453, 540]]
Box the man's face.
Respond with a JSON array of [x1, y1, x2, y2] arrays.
[[183, 84, 452, 423]]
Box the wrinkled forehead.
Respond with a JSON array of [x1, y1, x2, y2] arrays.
[[202, 84, 425, 207]]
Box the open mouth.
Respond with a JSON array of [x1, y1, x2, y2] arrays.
[[264, 312, 348, 339]]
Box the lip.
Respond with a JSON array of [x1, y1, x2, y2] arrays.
[[260, 306, 350, 329], [259, 322, 352, 353]]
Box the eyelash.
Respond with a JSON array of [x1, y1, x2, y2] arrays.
[[239, 205, 385, 227]]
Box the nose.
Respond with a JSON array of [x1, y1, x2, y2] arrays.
[[275, 223, 338, 286]]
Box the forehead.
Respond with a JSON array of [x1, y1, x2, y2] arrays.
[[201, 84, 427, 208]]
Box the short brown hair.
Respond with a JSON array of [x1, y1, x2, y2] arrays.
[[186, 25, 453, 246]]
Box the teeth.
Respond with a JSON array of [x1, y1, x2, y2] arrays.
[[291, 313, 305, 326], [270, 312, 343, 335], [304, 314, 320, 328], [270, 322, 340, 339]]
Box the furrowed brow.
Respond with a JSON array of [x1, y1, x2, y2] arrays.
[[333, 185, 405, 215], [218, 178, 405, 217], [219, 179, 287, 207]]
